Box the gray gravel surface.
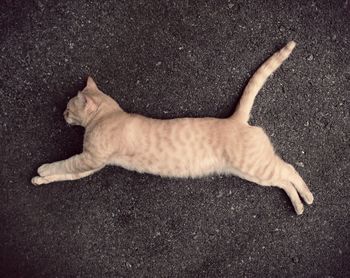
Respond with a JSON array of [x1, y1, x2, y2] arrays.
[[1, 0, 349, 277]]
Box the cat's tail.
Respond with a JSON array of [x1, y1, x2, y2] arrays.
[[232, 41, 296, 123]]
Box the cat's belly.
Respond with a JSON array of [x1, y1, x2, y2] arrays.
[[109, 151, 225, 178], [112, 116, 231, 177]]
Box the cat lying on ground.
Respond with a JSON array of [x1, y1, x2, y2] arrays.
[[32, 41, 314, 215]]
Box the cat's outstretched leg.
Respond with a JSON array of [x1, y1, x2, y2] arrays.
[[31, 168, 102, 185], [274, 180, 304, 215], [270, 161, 313, 214], [283, 163, 314, 205], [36, 152, 106, 176], [234, 152, 313, 214]]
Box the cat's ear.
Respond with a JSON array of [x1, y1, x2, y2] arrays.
[[78, 92, 97, 113], [86, 76, 98, 90]]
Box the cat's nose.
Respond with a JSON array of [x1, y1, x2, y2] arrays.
[[63, 110, 69, 118]]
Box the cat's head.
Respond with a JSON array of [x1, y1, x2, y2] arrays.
[[63, 77, 121, 127]]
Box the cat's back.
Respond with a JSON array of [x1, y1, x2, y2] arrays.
[[129, 114, 233, 145]]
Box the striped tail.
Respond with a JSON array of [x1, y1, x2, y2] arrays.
[[233, 41, 296, 123]]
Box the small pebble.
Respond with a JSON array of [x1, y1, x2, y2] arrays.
[[307, 54, 314, 61], [216, 190, 224, 198], [37, 0, 44, 11], [296, 162, 305, 168]]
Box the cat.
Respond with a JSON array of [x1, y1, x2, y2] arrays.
[[32, 41, 314, 215]]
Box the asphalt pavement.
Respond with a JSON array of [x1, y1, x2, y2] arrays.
[[0, 0, 349, 277]]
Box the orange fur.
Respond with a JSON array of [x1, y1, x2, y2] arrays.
[[32, 42, 314, 215]]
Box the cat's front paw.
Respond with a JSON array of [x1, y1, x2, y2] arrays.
[[38, 163, 53, 176], [31, 176, 50, 186]]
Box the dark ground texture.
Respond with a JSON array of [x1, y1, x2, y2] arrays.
[[1, 0, 350, 277]]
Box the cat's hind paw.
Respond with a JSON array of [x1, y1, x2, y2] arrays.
[[304, 192, 314, 205], [294, 203, 304, 215]]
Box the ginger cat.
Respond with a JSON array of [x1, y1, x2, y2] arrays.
[[32, 41, 314, 215]]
